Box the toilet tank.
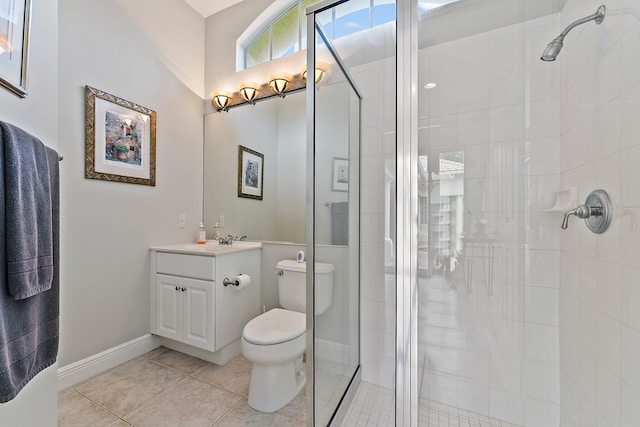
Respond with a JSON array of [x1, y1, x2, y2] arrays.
[[276, 260, 334, 314]]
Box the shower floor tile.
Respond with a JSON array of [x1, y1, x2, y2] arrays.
[[341, 382, 522, 427]]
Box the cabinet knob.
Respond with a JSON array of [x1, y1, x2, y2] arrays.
[[175, 286, 179, 291], [181, 287, 186, 292]]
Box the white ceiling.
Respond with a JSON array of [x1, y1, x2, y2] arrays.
[[183, 0, 246, 17]]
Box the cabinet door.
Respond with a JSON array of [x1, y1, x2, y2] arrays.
[[156, 274, 182, 341], [182, 278, 215, 351]]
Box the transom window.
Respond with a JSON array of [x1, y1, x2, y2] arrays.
[[239, 0, 459, 70]]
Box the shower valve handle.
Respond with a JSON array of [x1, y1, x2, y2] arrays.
[[560, 189, 612, 233], [561, 205, 600, 229]]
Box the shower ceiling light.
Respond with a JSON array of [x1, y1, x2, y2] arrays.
[[211, 90, 233, 112], [268, 73, 292, 97], [424, 82, 437, 89], [238, 82, 260, 104]]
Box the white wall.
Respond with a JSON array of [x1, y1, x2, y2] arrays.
[[0, 0, 59, 424], [57, 0, 204, 366], [558, 1, 640, 426]]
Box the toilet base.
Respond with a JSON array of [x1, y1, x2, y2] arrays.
[[247, 355, 306, 413]]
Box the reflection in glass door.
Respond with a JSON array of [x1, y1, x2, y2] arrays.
[[415, 2, 562, 426], [307, 2, 362, 425]]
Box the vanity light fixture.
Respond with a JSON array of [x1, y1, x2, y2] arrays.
[[238, 82, 260, 104], [268, 73, 292, 97], [211, 90, 233, 112], [302, 62, 328, 84]]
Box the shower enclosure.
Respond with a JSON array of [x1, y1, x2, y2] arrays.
[[307, 0, 638, 425]]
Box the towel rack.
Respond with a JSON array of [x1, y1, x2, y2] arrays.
[[58, 155, 63, 161]]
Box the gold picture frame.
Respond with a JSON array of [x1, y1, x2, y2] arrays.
[[85, 85, 156, 186], [237, 145, 264, 200], [0, 0, 32, 97]]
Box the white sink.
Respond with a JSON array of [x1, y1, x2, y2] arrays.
[[151, 240, 262, 256]]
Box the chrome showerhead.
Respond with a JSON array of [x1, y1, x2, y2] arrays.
[[540, 5, 605, 62], [541, 36, 564, 61]]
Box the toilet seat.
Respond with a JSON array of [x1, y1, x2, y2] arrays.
[[243, 308, 305, 345]]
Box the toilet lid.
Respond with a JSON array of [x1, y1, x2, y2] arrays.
[[243, 308, 306, 345]]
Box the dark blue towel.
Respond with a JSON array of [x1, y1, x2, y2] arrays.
[[331, 202, 349, 246], [3, 122, 54, 300], [0, 121, 59, 403]]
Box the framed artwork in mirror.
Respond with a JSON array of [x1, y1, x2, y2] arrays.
[[332, 157, 348, 192], [0, 0, 32, 97], [238, 145, 264, 200], [85, 85, 156, 186]]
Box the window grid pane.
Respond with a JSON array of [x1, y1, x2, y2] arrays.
[[242, 0, 410, 69], [272, 5, 300, 60], [246, 27, 271, 68]]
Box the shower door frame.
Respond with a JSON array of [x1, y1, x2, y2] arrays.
[[305, 1, 363, 425], [396, 0, 419, 425]]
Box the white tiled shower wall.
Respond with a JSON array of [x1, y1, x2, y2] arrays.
[[416, 13, 562, 427], [559, 1, 640, 426]]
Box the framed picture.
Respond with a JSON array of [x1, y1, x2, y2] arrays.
[[0, 0, 32, 97], [85, 85, 156, 186], [238, 145, 264, 200], [332, 157, 349, 192]]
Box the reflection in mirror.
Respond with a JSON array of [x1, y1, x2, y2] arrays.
[[203, 91, 306, 243]]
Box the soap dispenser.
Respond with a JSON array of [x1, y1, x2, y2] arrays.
[[197, 222, 207, 244]]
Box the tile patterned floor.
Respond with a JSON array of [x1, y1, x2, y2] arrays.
[[59, 347, 521, 426], [341, 382, 522, 427], [58, 347, 305, 427]]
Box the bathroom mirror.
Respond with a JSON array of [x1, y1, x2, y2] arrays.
[[203, 91, 306, 243], [203, 83, 352, 246]]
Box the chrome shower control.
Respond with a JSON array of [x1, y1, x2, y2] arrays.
[[561, 189, 612, 234]]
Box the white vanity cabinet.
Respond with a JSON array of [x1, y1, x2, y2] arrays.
[[150, 244, 261, 358], [155, 274, 214, 350]]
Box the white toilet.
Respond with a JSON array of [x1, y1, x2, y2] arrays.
[[241, 259, 334, 412]]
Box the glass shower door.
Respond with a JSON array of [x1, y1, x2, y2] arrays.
[[307, 2, 362, 424], [414, 2, 562, 426]]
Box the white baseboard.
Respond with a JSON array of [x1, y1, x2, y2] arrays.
[[57, 334, 162, 390]]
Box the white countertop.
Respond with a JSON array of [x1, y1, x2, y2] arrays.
[[150, 240, 262, 256]]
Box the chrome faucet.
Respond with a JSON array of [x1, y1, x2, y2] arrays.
[[215, 235, 247, 245], [561, 205, 600, 229], [561, 189, 612, 234], [216, 236, 234, 245]]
